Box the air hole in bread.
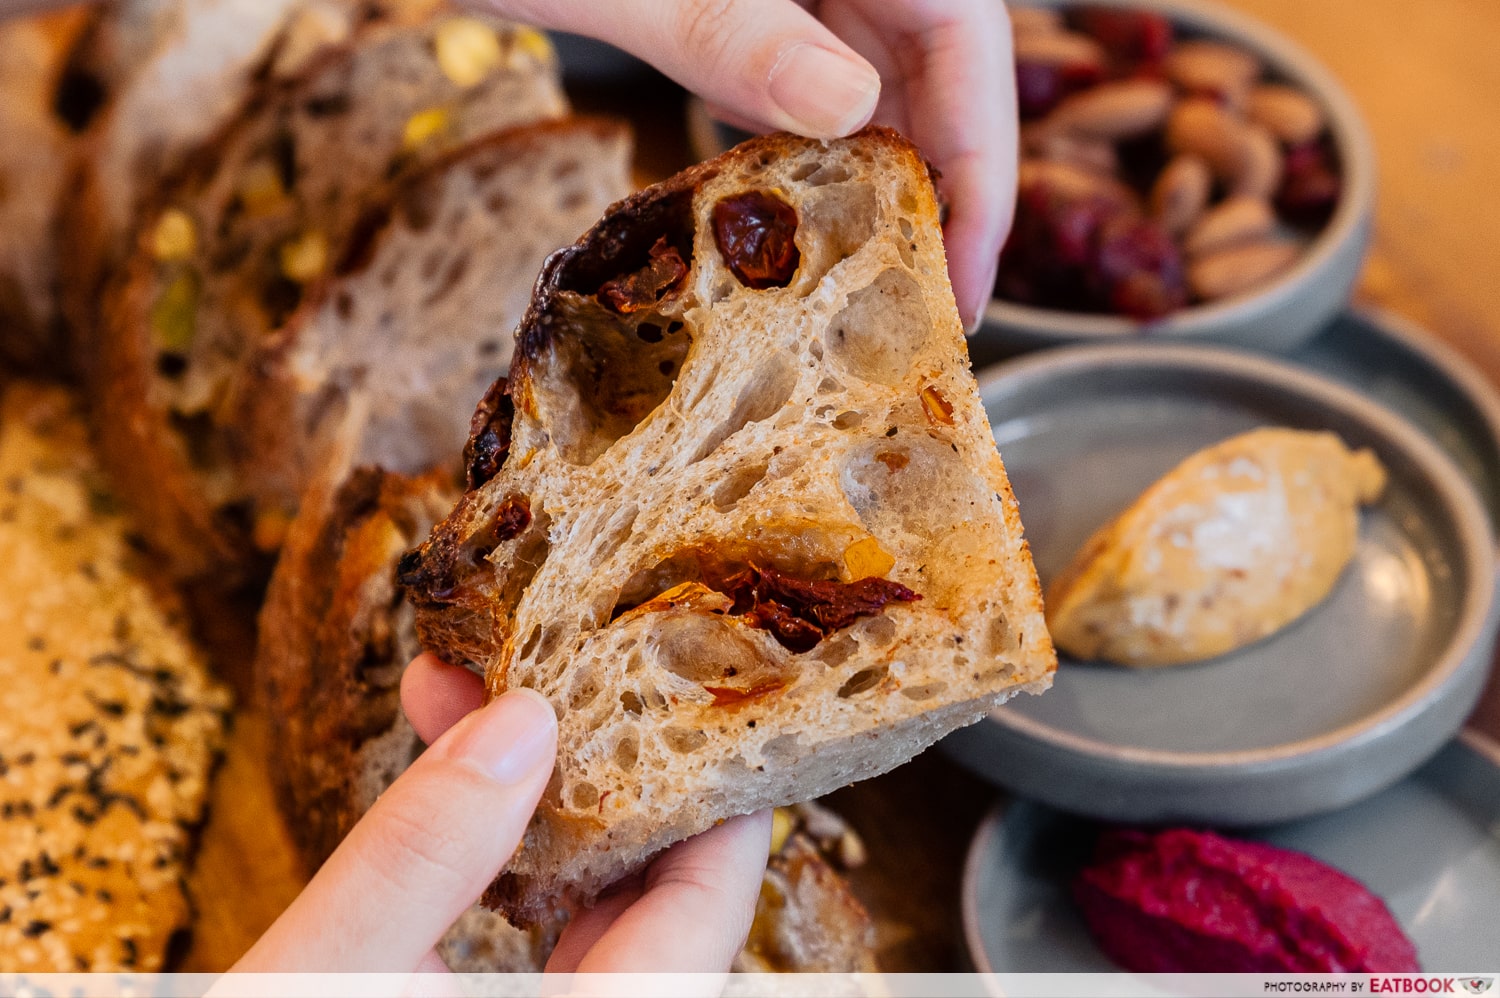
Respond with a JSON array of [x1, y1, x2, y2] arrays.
[[687, 352, 797, 464], [619, 689, 644, 715], [398, 178, 444, 234], [987, 614, 1017, 655], [857, 615, 897, 649], [832, 411, 865, 431], [524, 297, 692, 466], [825, 268, 929, 386], [712, 462, 769, 511], [647, 613, 768, 686], [815, 635, 857, 667], [795, 183, 878, 291], [817, 377, 843, 394], [424, 252, 471, 305], [837, 665, 888, 698], [901, 682, 945, 701], [569, 781, 600, 811], [808, 340, 824, 363], [614, 733, 639, 771], [519, 625, 542, 661], [569, 668, 600, 708], [663, 727, 707, 754]]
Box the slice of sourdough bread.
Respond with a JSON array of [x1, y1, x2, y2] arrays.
[[93, 112, 623, 582], [60, 2, 555, 365], [0, 8, 91, 371], [0, 382, 230, 972], [259, 467, 879, 972], [400, 126, 1057, 923]]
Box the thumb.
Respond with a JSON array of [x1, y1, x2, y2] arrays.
[[491, 0, 881, 139], [234, 689, 557, 972]]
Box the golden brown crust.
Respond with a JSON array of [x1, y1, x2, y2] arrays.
[[258, 466, 457, 871]]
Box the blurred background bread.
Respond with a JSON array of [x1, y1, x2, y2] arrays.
[[0, 382, 229, 972]]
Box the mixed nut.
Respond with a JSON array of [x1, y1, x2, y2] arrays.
[[997, 5, 1342, 320]]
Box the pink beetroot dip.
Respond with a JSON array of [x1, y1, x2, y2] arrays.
[[1074, 828, 1420, 972]]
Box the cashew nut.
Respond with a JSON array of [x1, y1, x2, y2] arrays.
[[1167, 98, 1284, 199], [1048, 79, 1175, 141], [1183, 196, 1277, 258], [1247, 84, 1326, 146], [1189, 238, 1299, 300], [1150, 154, 1212, 235]]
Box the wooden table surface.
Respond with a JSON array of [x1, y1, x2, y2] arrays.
[[181, 0, 1500, 972]]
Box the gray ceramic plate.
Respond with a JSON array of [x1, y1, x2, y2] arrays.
[[941, 343, 1497, 825], [962, 730, 1500, 972], [1293, 307, 1500, 541]]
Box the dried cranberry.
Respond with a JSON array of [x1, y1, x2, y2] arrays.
[[1093, 216, 1187, 320], [597, 236, 689, 313], [713, 191, 801, 290], [1016, 58, 1104, 119], [1069, 7, 1174, 70], [464, 378, 514, 489], [1277, 140, 1341, 229]]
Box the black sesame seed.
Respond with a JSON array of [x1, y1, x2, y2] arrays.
[[72, 806, 98, 826], [97, 888, 113, 902], [0, 905, 9, 923], [16, 752, 35, 765], [19, 859, 34, 881], [22, 919, 52, 938], [39, 852, 60, 876], [122, 937, 139, 966], [69, 720, 98, 738], [27, 635, 44, 651]]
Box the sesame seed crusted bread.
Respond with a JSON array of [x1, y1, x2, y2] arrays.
[[400, 127, 1057, 923], [0, 382, 230, 973], [86, 20, 585, 582], [261, 468, 880, 972]]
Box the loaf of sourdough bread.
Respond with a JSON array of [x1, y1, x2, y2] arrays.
[[400, 127, 1057, 923]]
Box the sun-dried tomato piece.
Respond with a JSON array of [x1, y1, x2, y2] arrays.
[[464, 377, 514, 488], [712, 565, 921, 653], [597, 236, 689, 313], [713, 191, 801, 290], [703, 682, 786, 707]]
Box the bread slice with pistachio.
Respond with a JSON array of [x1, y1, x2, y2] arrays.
[[258, 467, 879, 972], [89, 57, 617, 583], [0, 382, 230, 972], [400, 126, 1057, 923]]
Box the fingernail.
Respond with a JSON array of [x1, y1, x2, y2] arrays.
[[450, 688, 557, 785], [768, 44, 880, 138]]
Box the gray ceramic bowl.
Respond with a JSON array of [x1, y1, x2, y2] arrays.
[[942, 344, 1497, 825], [984, 0, 1376, 355]]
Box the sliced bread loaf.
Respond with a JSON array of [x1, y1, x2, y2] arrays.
[[400, 127, 1057, 923], [92, 107, 623, 581], [0, 382, 230, 972]]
